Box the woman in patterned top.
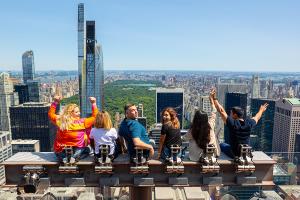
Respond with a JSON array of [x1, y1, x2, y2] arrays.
[[48, 95, 98, 163]]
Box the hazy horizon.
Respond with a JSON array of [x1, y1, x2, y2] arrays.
[[1, 0, 300, 72]]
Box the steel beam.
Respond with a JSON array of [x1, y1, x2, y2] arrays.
[[1, 152, 276, 188]]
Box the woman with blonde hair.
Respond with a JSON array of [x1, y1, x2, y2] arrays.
[[90, 111, 118, 161], [48, 95, 98, 163], [157, 107, 182, 162]]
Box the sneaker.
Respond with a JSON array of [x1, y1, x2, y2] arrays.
[[62, 157, 68, 164], [69, 157, 76, 165]]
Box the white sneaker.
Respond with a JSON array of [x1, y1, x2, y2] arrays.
[[69, 157, 76, 164], [62, 157, 67, 164]]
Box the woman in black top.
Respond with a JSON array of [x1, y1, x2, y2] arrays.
[[157, 107, 182, 161]]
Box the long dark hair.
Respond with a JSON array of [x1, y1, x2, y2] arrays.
[[190, 110, 211, 149]]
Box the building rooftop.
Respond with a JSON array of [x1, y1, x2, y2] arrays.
[[13, 102, 50, 107], [284, 98, 300, 105], [156, 87, 184, 93], [11, 139, 39, 145]]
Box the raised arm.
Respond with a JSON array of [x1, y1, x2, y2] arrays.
[[211, 89, 228, 124], [84, 97, 99, 128], [252, 103, 268, 123], [48, 95, 61, 125], [208, 90, 217, 125]]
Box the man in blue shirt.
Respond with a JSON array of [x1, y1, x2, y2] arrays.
[[119, 103, 154, 161], [211, 89, 268, 158]]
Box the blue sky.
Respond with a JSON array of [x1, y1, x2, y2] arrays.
[[0, 0, 300, 72]]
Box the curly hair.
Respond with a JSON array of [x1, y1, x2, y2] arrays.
[[57, 104, 78, 131], [161, 107, 180, 129], [190, 110, 211, 150]]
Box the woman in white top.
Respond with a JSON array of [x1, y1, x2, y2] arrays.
[[90, 111, 118, 160], [184, 89, 220, 161]]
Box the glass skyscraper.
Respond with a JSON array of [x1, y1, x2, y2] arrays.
[[27, 80, 40, 102], [22, 50, 35, 83], [95, 43, 104, 110], [78, 4, 104, 117], [78, 3, 84, 114], [84, 21, 96, 117], [10, 102, 56, 152], [14, 84, 29, 104], [156, 88, 184, 128], [224, 92, 247, 144], [250, 98, 275, 152]]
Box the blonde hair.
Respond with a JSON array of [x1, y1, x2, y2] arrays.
[[94, 111, 113, 129], [57, 104, 78, 131]]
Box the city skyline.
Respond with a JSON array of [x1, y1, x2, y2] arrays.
[[1, 0, 300, 72]]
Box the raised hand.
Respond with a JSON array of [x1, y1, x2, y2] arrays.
[[53, 95, 62, 103], [209, 88, 217, 99], [259, 103, 269, 113], [89, 97, 96, 104]]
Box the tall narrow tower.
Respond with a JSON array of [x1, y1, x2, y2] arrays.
[[251, 75, 260, 98], [78, 4, 104, 116], [78, 3, 85, 114], [95, 43, 104, 110]]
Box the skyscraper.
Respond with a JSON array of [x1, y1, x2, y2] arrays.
[[272, 98, 300, 161], [22, 50, 35, 83], [217, 83, 248, 106], [84, 20, 95, 116], [78, 3, 85, 113], [251, 75, 260, 98], [156, 88, 184, 128], [267, 80, 274, 99], [95, 43, 104, 110], [14, 84, 29, 104], [27, 80, 40, 102], [0, 73, 19, 131], [199, 96, 212, 114], [10, 102, 56, 152], [137, 103, 144, 117], [224, 92, 247, 143], [294, 133, 300, 165], [77, 4, 104, 117], [0, 131, 12, 185], [80, 20, 104, 117], [250, 98, 276, 152]]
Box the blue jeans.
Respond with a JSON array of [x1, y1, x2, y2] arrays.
[[160, 146, 181, 161], [56, 147, 90, 162], [220, 143, 235, 158]]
